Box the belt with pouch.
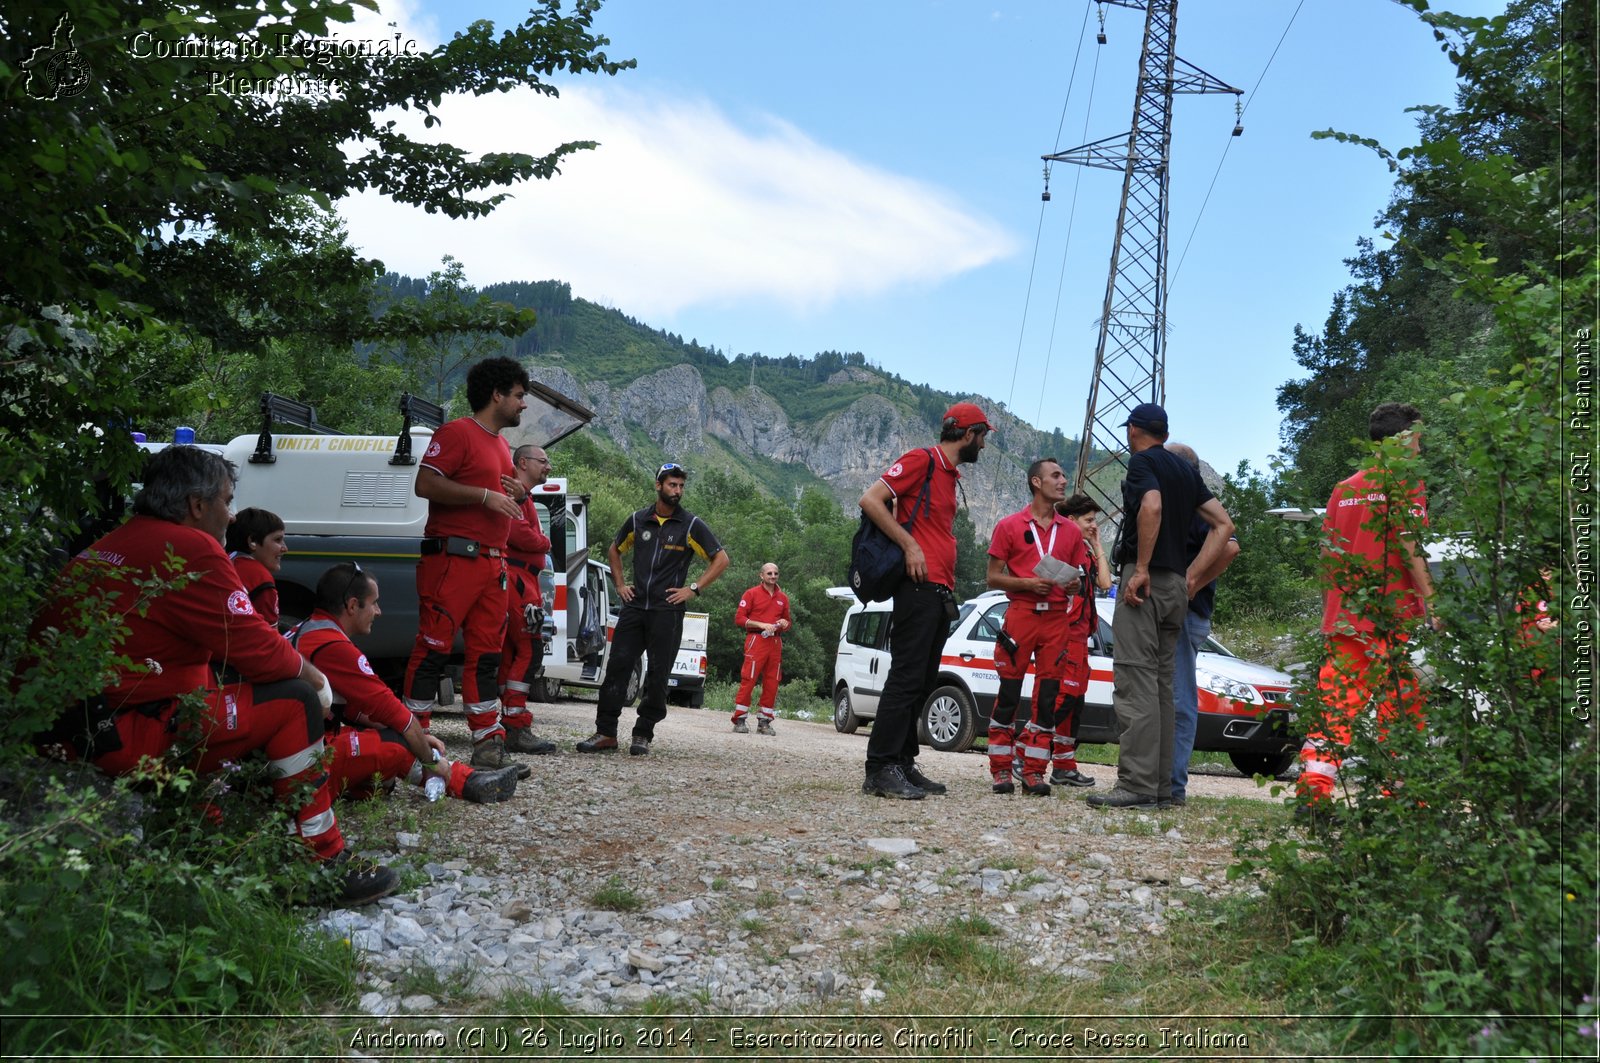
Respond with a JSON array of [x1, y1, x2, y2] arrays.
[[505, 556, 542, 571], [421, 537, 503, 559]]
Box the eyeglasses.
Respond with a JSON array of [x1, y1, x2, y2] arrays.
[[657, 463, 688, 480], [339, 562, 365, 609]]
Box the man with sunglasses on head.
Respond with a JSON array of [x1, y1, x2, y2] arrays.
[[499, 444, 558, 756], [857, 402, 991, 800], [291, 563, 522, 805], [404, 357, 532, 775], [577, 462, 729, 756]]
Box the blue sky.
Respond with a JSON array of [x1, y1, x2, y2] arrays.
[[339, 0, 1503, 476]]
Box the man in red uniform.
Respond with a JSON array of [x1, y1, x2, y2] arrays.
[[857, 401, 990, 800], [35, 445, 395, 905], [1053, 493, 1114, 788], [1298, 402, 1436, 806], [984, 458, 1091, 796], [731, 562, 791, 735], [500, 443, 557, 755], [293, 564, 522, 804], [404, 356, 531, 772]]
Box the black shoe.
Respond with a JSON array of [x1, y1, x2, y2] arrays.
[[992, 780, 1015, 795], [629, 734, 651, 756], [460, 765, 521, 804], [1020, 773, 1052, 797], [903, 763, 946, 795], [862, 765, 925, 800], [1085, 786, 1158, 809], [1050, 768, 1098, 788], [332, 851, 400, 907], [1157, 795, 1187, 809], [575, 732, 618, 753]]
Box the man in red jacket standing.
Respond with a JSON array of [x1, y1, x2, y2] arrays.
[[500, 443, 557, 755], [730, 562, 791, 736], [403, 357, 530, 772], [36, 445, 395, 905]]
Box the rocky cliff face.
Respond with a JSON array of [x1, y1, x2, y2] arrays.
[[524, 362, 1066, 536]]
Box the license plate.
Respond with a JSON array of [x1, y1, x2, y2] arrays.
[[667, 678, 680, 687]]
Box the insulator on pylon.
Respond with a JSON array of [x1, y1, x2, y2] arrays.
[[1096, 3, 1107, 45], [1232, 97, 1244, 137], [1042, 164, 1052, 202]]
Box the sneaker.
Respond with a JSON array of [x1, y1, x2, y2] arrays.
[[756, 718, 776, 737], [460, 765, 521, 804], [332, 851, 399, 907], [1020, 773, 1052, 797], [862, 764, 925, 800], [575, 732, 618, 753], [732, 718, 749, 733], [629, 734, 651, 756], [992, 778, 1016, 795], [503, 728, 557, 755], [1050, 768, 1098, 788], [1158, 795, 1187, 809], [1085, 786, 1158, 809], [902, 763, 946, 795]]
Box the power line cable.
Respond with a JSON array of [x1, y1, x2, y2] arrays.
[[1169, 0, 1308, 293]]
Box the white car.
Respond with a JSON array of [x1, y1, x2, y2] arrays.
[[831, 589, 1299, 777]]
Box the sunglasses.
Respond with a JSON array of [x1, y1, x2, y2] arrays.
[[657, 462, 688, 480], [338, 562, 366, 608]]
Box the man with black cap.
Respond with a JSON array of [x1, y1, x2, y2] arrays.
[[577, 462, 729, 756], [1088, 403, 1234, 809], [857, 401, 990, 799]]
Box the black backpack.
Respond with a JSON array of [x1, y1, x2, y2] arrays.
[[848, 448, 936, 604]]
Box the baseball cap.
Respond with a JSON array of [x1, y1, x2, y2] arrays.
[[942, 402, 992, 432], [1119, 402, 1169, 434]]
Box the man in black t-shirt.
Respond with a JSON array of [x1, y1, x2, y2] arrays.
[[576, 463, 729, 756], [1088, 404, 1234, 809]]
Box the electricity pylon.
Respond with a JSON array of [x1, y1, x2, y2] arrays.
[[1043, 0, 1241, 519]]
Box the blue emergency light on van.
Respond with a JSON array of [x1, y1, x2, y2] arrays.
[[174, 426, 195, 445]]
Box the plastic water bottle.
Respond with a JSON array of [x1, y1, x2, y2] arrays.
[[423, 750, 446, 802]]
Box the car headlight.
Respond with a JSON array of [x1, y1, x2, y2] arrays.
[[1197, 669, 1263, 705]]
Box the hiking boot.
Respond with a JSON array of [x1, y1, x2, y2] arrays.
[[1086, 786, 1157, 809], [332, 851, 399, 907], [629, 734, 652, 756], [1050, 768, 1098, 788], [1020, 773, 1052, 797], [460, 765, 521, 804], [575, 732, 618, 753], [471, 736, 508, 769], [903, 763, 945, 795], [756, 718, 776, 737], [862, 764, 925, 800], [1158, 794, 1187, 809], [503, 728, 557, 755], [992, 778, 1016, 795], [731, 718, 749, 733]]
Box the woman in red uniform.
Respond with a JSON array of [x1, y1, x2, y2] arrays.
[[226, 507, 288, 628]]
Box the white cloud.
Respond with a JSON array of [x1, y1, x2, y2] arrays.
[[337, 80, 1016, 317]]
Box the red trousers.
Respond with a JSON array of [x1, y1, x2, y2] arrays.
[[499, 565, 542, 730], [92, 680, 343, 861], [405, 552, 508, 742], [1298, 633, 1426, 802], [1050, 641, 1091, 772], [326, 725, 472, 799], [733, 633, 782, 719], [989, 606, 1071, 782]]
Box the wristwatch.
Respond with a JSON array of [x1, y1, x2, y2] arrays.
[[689, 582, 700, 596]]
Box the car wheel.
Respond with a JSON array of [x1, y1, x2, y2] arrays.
[[1229, 749, 1297, 779], [687, 690, 704, 709], [530, 676, 563, 703], [833, 687, 860, 734], [920, 684, 977, 753]]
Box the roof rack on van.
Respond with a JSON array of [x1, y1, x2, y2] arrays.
[[249, 393, 342, 464], [392, 392, 446, 466]]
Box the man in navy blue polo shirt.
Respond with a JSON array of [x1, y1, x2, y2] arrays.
[[1088, 404, 1234, 809], [577, 463, 729, 756]]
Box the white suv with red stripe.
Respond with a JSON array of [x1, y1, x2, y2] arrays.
[[831, 589, 1299, 777]]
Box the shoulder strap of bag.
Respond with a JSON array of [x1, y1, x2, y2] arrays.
[[902, 447, 938, 528]]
